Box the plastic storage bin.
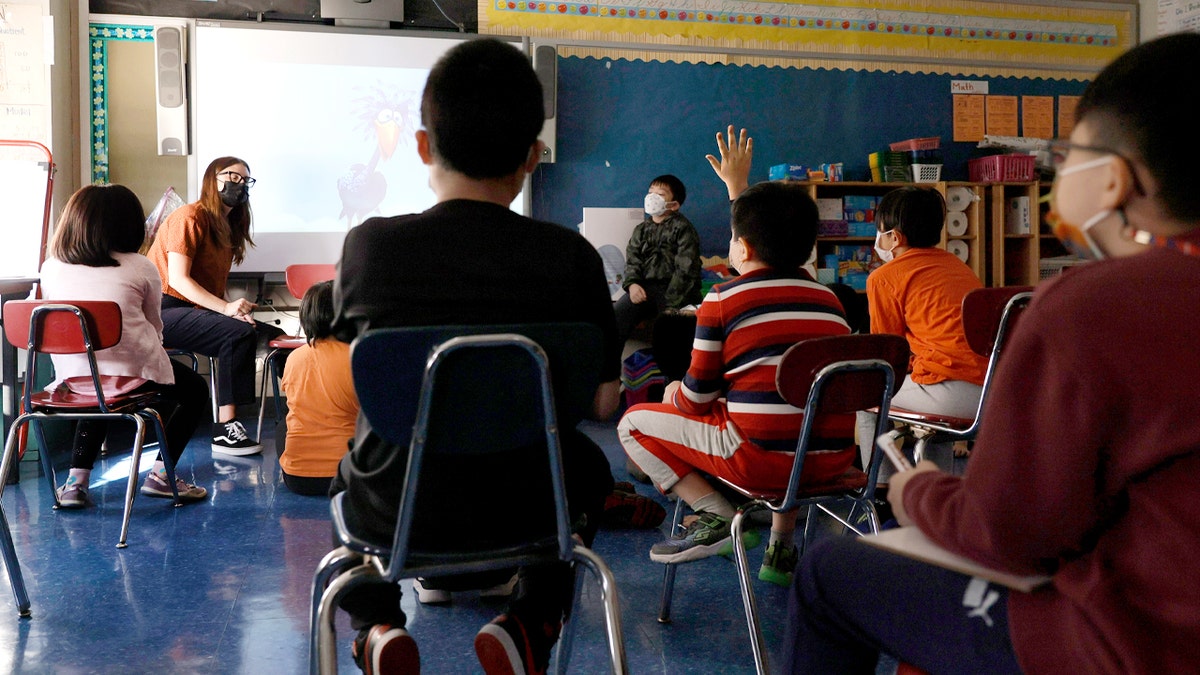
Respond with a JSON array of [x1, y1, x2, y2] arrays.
[[968, 154, 1037, 183]]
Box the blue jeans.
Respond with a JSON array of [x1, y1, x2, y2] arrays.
[[783, 535, 1024, 675]]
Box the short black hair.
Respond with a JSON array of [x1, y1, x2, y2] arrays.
[[875, 186, 946, 248], [420, 38, 544, 178], [300, 280, 335, 346], [49, 184, 146, 267], [1077, 32, 1200, 223], [730, 181, 818, 271], [651, 174, 687, 206]]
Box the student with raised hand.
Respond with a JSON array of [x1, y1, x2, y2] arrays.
[[277, 280, 357, 496], [146, 156, 267, 456], [39, 184, 210, 507], [619, 126, 854, 587], [329, 38, 620, 675], [855, 185, 986, 515], [784, 33, 1200, 674]]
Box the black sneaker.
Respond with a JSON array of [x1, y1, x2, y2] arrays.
[[351, 624, 420, 674], [474, 613, 559, 675], [211, 420, 262, 456]]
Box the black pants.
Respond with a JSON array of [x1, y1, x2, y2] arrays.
[[613, 281, 670, 344], [161, 296, 261, 409], [337, 428, 614, 632], [69, 359, 209, 470]]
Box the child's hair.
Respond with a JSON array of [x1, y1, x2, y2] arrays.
[[49, 184, 147, 267], [421, 38, 544, 179], [875, 186, 946, 248], [730, 181, 818, 271], [300, 280, 336, 346], [1077, 32, 1200, 223], [650, 174, 687, 206]]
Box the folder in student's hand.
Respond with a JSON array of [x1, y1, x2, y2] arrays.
[[860, 526, 1053, 592]]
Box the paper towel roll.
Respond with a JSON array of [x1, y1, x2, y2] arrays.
[[946, 186, 975, 212], [947, 240, 969, 263], [946, 212, 968, 237]]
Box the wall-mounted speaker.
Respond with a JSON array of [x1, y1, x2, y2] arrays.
[[533, 44, 557, 164], [154, 25, 189, 156]]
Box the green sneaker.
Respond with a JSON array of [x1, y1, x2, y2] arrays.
[[650, 511, 760, 564], [758, 542, 799, 587]]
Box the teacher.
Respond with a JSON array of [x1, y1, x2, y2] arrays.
[[146, 156, 265, 456]]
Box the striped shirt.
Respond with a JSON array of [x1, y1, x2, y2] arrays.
[[675, 268, 852, 451]]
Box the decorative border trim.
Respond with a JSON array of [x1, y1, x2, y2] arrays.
[[87, 23, 156, 185]]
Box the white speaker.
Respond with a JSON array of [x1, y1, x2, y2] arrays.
[[154, 25, 189, 156], [533, 44, 557, 164]]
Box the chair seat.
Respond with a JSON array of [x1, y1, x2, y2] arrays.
[[718, 468, 869, 504], [888, 406, 974, 431], [30, 388, 159, 411], [268, 336, 307, 350]]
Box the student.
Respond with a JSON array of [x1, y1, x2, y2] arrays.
[[784, 33, 1200, 674], [329, 38, 620, 675], [39, 184, 210, 507], [855, 186, 986, 508], [145, 156, 268, 456], [613, 174, 703, 342], [277, 281, 357, 496], [619, 128, 853, 587]]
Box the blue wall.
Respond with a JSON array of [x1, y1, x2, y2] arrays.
[[531, 55, 1088, 257]]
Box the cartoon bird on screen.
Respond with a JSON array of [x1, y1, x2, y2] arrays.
[[337, 84, 420, 228]]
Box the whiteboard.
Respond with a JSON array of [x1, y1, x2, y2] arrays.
[[0, 151, 52, 278]]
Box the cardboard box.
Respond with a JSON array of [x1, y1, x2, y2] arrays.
[[769, 163, 808, 181], [843, 195, 876, 224], [816, 198, 844, 221], [1007, 196, 1031, 235], [818, 220, 849, 236]]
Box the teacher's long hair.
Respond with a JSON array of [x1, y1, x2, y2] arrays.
[[197, 155, 255, 265]]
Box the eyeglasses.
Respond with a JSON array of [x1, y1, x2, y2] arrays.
[[1047, 140, 1124, 169], [218, 171, 256, 187], [1048, 140, 1145, 194]]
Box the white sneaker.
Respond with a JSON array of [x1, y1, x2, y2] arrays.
[[479, 573, 518, 598], [212, 421, 262, 456], [412, 578, 451, 604]]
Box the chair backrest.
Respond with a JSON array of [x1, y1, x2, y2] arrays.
[[2, 300, 122, 354], [775, 333, 910, 501], [349, 322, 604, 579], [285, 264, 337, 300], [962, 286, 1035, 357]]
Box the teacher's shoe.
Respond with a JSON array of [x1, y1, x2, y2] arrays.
[[212, 420, 262, 456]]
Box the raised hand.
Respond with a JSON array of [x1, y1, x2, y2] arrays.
[[705, 125, 753, 200]]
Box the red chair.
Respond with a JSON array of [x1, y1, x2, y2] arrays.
[[656, 333, 910, 675], [886, 286, 1034, 464], [0, 301, 185, 549], [255, 263, 337, 439]]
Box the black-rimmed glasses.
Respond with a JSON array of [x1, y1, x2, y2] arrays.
[[218, 171, 256, 187]]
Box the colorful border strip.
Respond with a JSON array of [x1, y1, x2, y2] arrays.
[[87, 23, 156, 185]]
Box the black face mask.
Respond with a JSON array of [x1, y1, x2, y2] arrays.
[[219, 181, 249, 207]]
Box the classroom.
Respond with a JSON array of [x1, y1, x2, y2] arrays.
[[1, 0, 1197, 672]]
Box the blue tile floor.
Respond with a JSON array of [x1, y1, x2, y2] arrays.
[[0, 415, 897, 674]]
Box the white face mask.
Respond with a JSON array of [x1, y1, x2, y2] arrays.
[[874, 230, 896, 263], [644, 192, 668, 217]]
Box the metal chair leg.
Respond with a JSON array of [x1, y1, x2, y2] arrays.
[[0, 426, 32, 617], [657, 497, 686, 623], [314, 563, 379, 675], [117, 416, 148, 549], [570, 545, 628, 675], [731, 507, 769, 675], [308, 546, 363, 675]]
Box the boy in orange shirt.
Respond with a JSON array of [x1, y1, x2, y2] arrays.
[[857, 187, 987, 504]]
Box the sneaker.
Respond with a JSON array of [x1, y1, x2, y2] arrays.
[[412, 578, 451, 605], [139, 472, 208, 502], [55, 482, 90, 509], [212, 421, 262, 456], [600, 489, 666, 529], [351, 624, 420, 675], [475, 614, 559, 675], [649, 511, 761, 564], [479, 573, 518, 599], [758, 542, 799, 588]]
